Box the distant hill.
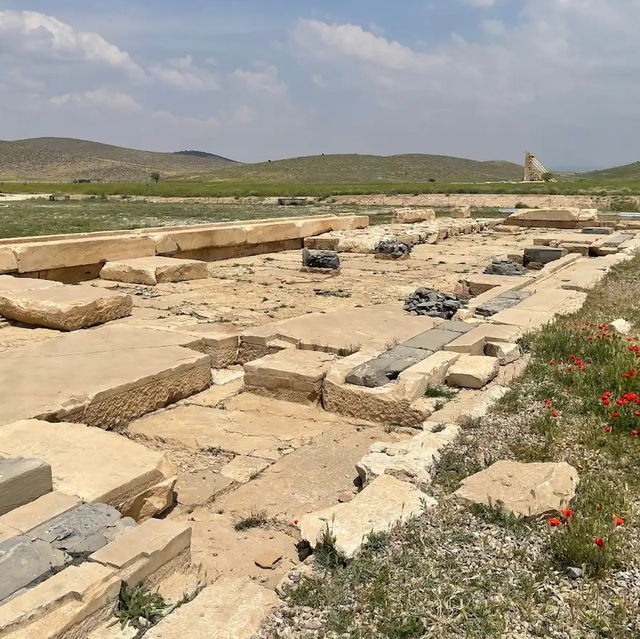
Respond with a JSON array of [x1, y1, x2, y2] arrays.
[[0, 138, 236, 182], [174, 150, 237, 162], [210, 153, 523, 184], [581, 161, 640, 181]]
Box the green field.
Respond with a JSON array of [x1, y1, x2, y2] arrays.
[[3, 178, 640, 198]]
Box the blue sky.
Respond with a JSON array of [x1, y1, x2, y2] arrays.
[[1, 1, 638, 168]]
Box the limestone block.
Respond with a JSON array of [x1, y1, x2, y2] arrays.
[[484, 341, 522, 365], [0, 535, 69, 603], [0, 492, 81, 540], [150, 233, 179, 255], [145, 577, 279, 639], [0, 248, 17, 274], [455, 460, 578, 516], [166, 225, 247, 252], [28, 502, 136, 558], [494, 225, 520, 234], [356, 424, 460, 487], [220, 456, 270, 483], [396, 351, 461, 399], [244, 221, 300, 245], [329, 215, 370, 231], [524, 247, 568, 266], [392, 208, 436, 224], [298, 475, 431, 559], [0, 563, 121, 639], [0, 457, 53, 516], [446, 355, 499, 389], [0, 286, 133, 331], [99, 256, 208, 286], [12, 235, 156, 273], [490, 308, 555, 332], [243, 349, 336, 404], [0, 421, 177, 520], [0, 275, 63, 292], [445, 324, 521, 355], [401, 328, 462, 352], [0, 326, 212, 428], [345, 346, 431, 388], [89, 518, 191, 587]]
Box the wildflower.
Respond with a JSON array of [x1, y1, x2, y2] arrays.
[[596, 504, 603, 511], [612, 413, 620, 419], [632, 430, 639, 436], [567, 366, 573, 372], [594, 537, 605, 548], [293, 519, 299, 525], [605, 426, 612, 433], [560, 509, 573, 519], [548, 517, 561, 527], [634, 411, 640, 417], [613, 516, 624, 527], [602, 399, 611, 406], [552, 411, 559, 418], [569, 354, 575, 360], [549, 360, 556, 366]]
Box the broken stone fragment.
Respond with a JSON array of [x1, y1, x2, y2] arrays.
[[345, 345, 431, 388], [0, 456, 53, 516], [484, 341, 522, 365], [455, 460, 578, 517], [446, 355, 499, 389], [375, 240, 412, 259], [403, 288, 466, 319], [484, 256, 527, 276], [523, 246, 568, 267]]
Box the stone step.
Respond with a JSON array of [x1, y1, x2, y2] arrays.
[[99, 256, 208, 286], [0, 456, 52, 516], [0, 420, 177, 521], [243, 349, 336, 405], [446, 355, 500, 389], [0, 285, 132, 331]]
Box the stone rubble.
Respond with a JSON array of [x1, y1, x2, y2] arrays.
[[403, 287, 466, 318]]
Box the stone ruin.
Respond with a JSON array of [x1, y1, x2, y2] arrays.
[[523, 151, 552, 182], [0, 206, 638, 638]]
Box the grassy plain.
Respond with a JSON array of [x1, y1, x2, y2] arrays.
[[2, 178, 640, 198]]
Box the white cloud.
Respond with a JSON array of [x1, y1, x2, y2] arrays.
[[48, 89, 143, 112], [232, 65, 287, 95], [151, 55, 219, 91], [294, 19, 439, 72], [461, 0, 496, 7], [0, 10, 144, 77], [481, 19, 507, 37]]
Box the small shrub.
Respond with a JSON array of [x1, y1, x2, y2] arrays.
[[234, 510, 267, 531], [115, 583, 166, 629], [314, 525, 346, 570]]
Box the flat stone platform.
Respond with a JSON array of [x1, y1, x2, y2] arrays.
[[0, 325, 212, 428]]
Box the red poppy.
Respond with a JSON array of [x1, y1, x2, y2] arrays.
[[613, 515, 624, 527], [549, 360, 556, 366], [552, 411, 559, 418], [612, 413, 620, 419], [596, 504, 603, 511], [594, 537, 605, 548], [293, 519, 299, 525], [632, 430, 639, 436], [602, 399, 611, 406], [605, 426, 612, 433], [560, 509, 573, 518], [634, 411, 640, 417], [548, 517, 561, 527]]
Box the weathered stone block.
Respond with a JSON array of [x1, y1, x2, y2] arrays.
[[298, 475, 431, 559], [301, 248, 340, 270], [523, 246, 568, 266], [220, 456, 270, 483], [446, 355, 499, 389], [484, 341, 522, 365], [0, 286, 132, 331], [0, 248, 17, 274], [345, 346, 431, 388], [0, 275, 62, 292], [401, 328, 461, 352], [455, 460, 578, 516], [99, 256, 208, 285], [0, 456, 52, 516], [392, 208, 436, 224]]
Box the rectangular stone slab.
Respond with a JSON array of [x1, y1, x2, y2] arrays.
[[99, 256, 208, 285], [0, 326, 212, 427], [0, 421, 177, 520], [0, 457, 53, 516], [0, 285, 132, 331], [0, 275, 62, 292], [401, 328, 461, 352]]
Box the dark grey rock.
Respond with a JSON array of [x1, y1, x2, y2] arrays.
[[375, 240, 412, 259], [401, 329, 460, 352], [581, 227, 613, 235], [484, 256, 527, 276], [345, 346, 431, 388], [0, 457, 52, 516], [28, 503, 136, 558], [302, 249, 340, 270], [602, 233, 634, 247], [523, 247, 568, 266], [403, 288, 466, 319], [438, 320, 477, 334], [0, 536, 69, 602], [476, 290, 531, 317]]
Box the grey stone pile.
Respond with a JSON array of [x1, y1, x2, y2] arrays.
[[484, 256, 527, 276], [375, 240, 412, 259], [302, 248, 340, 270], [404, 288, 466, 319], [345, 345, 431, 388]]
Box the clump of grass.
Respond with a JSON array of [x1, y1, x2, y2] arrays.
[[115, 583, 166, 629], [234, 509, 267, 531], [424, 385, 457, 399], [314, 525, 346, 571], [468, 502, 533, 539]]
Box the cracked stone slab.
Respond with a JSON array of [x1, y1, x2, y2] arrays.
[[100, 256, 208, 286], [298, 474, 432, 559]]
